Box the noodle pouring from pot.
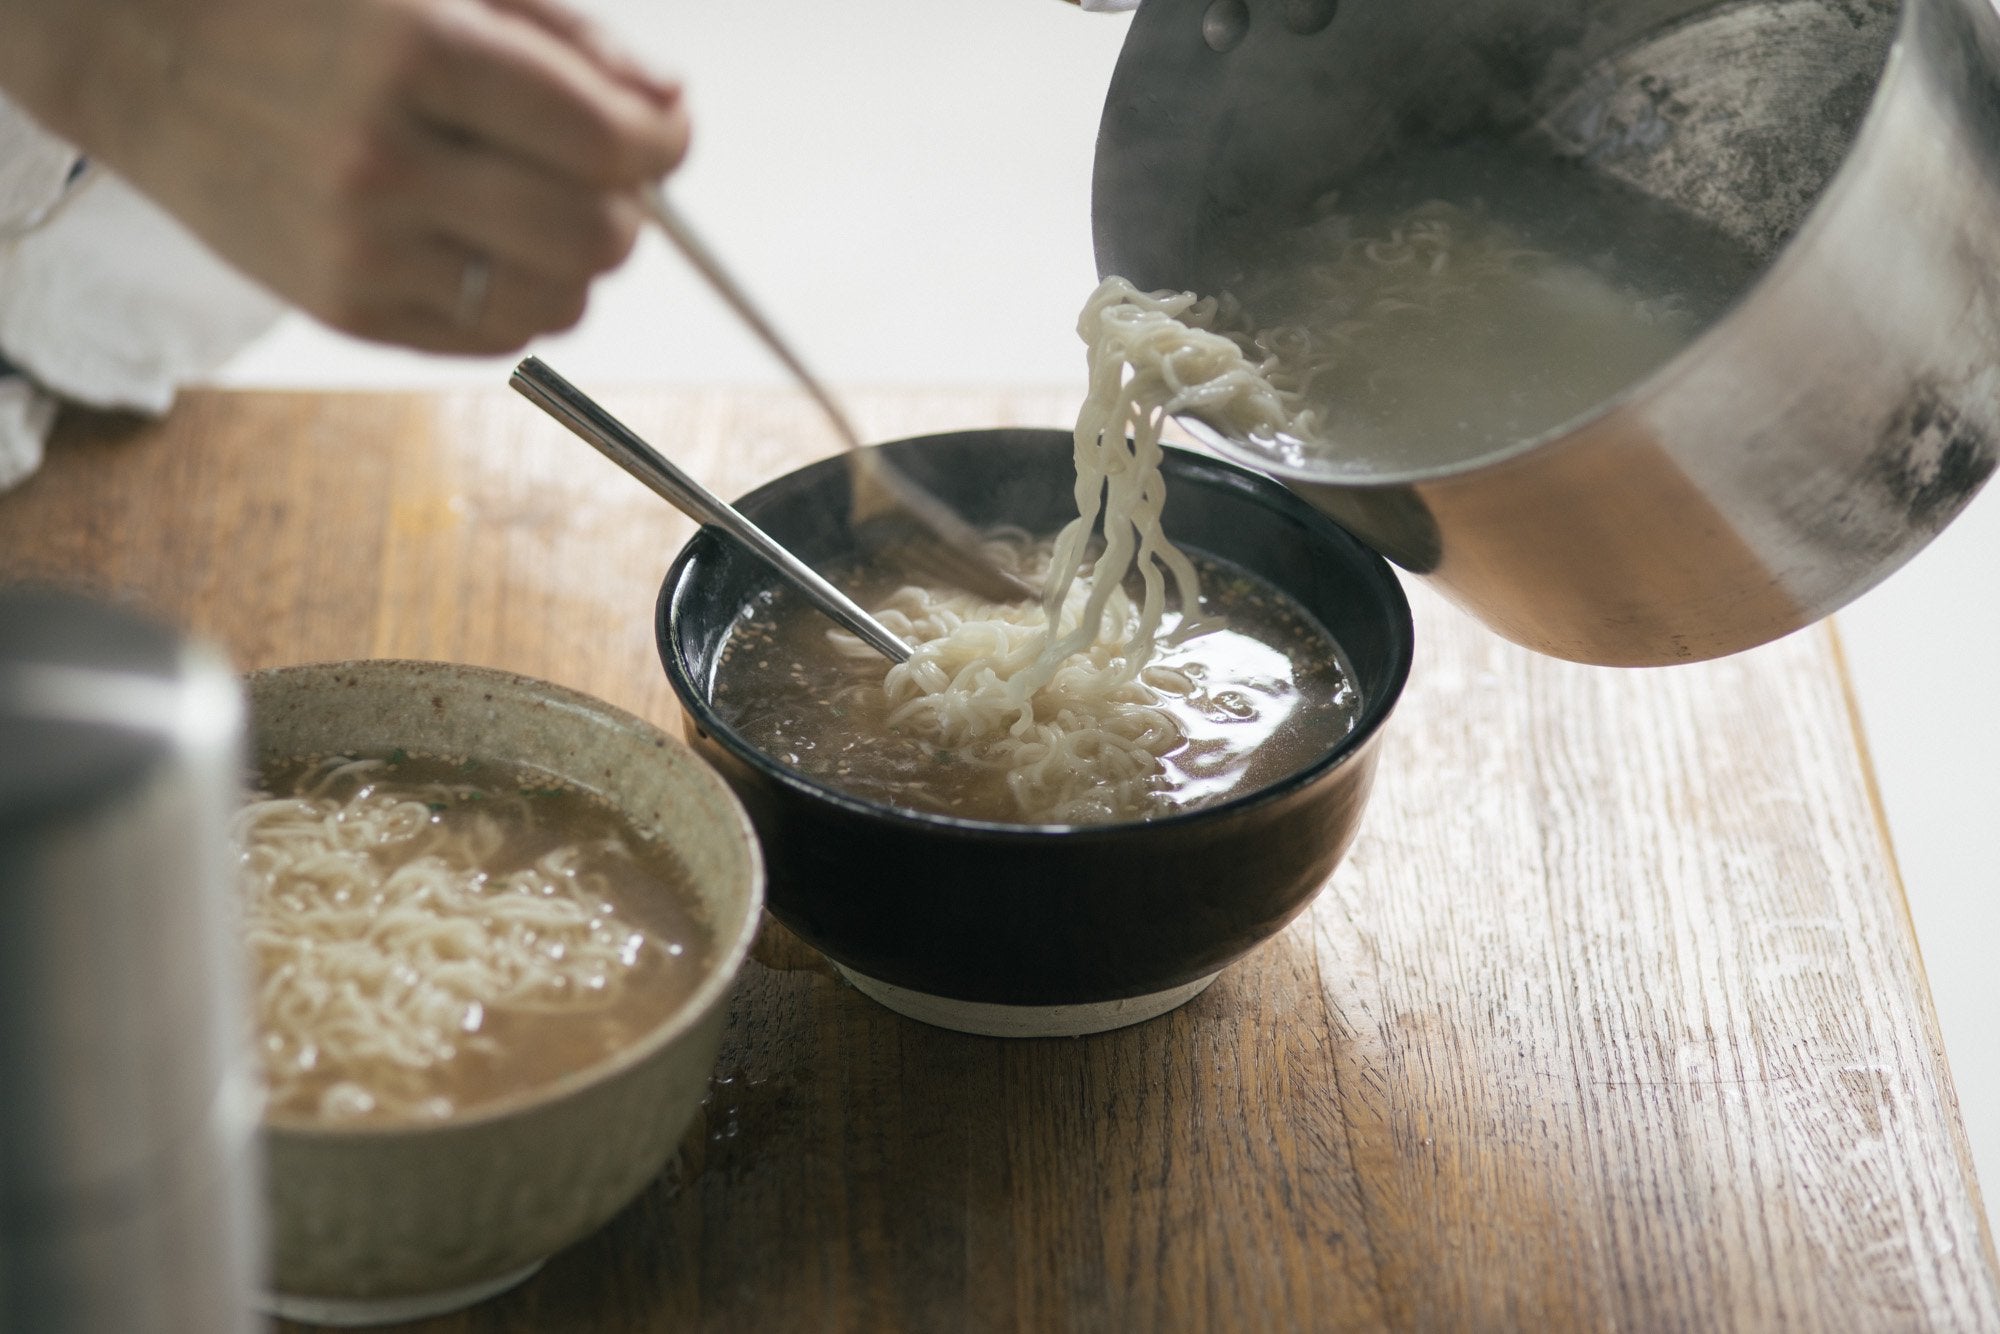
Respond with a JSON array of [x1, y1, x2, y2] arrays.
[[826, 277, 1307, 824]]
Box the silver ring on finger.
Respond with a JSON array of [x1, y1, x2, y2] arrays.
[[454, 253, 492, 331]]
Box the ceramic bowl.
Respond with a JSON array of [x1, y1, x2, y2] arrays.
[[244, 661, 763, 1326], [658, 429, 1411, 1038]]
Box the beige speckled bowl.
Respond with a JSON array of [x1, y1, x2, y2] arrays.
[[244, 661, 763, 1327]]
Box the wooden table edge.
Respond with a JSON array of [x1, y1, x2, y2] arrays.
[[1825, 615, 2000, 1276]]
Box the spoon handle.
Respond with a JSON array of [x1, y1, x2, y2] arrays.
[[510, 357, 914, 665]]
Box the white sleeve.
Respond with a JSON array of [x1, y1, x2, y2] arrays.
[[0, 370, 57, 491], [0, 94, 80, 489], [0, 93, 283, 490]]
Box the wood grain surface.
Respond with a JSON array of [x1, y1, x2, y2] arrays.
[[2, 387, 1994, 1333]]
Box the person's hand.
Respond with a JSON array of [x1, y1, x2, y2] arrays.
[[0, 0, 688, 353]]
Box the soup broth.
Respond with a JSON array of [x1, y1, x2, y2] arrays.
[[1206, 139, 1765, 475], [711, 543, 1361, 825], [240, 754, 712, 1124]]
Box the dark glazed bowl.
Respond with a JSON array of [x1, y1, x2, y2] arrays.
[[658, 429, 1413, 1036]]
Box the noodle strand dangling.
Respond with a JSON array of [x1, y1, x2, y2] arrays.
[[830, 277, 1307, 823]]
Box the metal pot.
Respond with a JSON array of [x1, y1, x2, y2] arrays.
[[1094, 0, 2000, 665]]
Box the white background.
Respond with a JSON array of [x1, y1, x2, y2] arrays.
[[214, 0, 2000, 1218]]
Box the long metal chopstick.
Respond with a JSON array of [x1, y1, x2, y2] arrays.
[[510, 357, 914, 664], [639, 185, 1035, 605], [640, 184, 867, 452]]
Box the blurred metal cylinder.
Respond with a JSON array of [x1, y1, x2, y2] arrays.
[[0, 588, 261, 1334]]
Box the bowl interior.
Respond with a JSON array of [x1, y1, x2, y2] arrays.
[[243, 659, 764, 1129], [662, 428, 1414, 833]]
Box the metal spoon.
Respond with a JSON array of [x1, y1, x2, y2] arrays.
[[510, 357, 914, 664]]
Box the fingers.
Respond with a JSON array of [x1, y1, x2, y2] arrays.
[[34, 0, 681, 358], [309, 0, 681, 352], [482, 0, 682, 109], [409, 0, 689, 188], [314, 114, 641, 351], [391, 128, 644, 281], [320, 235, 590, 355]]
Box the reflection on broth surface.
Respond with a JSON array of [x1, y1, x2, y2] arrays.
[[711, 537, 1360, 826], [239, 754, 712, 1124]]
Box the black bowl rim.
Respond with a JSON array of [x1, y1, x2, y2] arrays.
[[657, 429, 1415, 842]]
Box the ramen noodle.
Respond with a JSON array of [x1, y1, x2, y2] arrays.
[[238, 754, 710, 1123], [712, 279, 1359, 824]]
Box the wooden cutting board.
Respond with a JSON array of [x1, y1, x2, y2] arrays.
[[3, 386, 1993, 1332]]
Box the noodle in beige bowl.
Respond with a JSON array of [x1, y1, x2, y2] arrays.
[[242, 661, 762, 1327]]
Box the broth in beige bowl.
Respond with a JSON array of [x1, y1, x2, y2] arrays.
[[242, 752, 716, 1125]]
